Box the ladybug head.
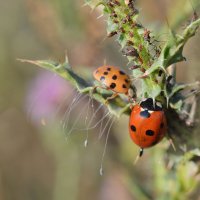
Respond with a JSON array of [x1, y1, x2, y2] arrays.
[[140, 98, 162, 111]]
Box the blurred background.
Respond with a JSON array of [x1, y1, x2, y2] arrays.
[[0, 0, 200, 199]]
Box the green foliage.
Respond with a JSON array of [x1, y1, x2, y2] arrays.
[[152, 147, 200, 200], [148, 19, 200, 75]]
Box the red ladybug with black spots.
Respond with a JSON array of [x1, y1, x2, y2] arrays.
[[129, 98, 167, 156]]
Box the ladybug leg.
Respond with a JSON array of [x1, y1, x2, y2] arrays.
[[166, 132, 176, 152], [139, 148, 144, 157], [168, 137, 176, 152], [134, 148, 144, 165], [105, 93, 118, 105]]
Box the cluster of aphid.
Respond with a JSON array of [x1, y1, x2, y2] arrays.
[[106, 0, 160, 69], [93, 65, 167, 157]]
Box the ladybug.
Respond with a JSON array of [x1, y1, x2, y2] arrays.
[[129, 98, 167, 157], [93, 65, 135, 102]]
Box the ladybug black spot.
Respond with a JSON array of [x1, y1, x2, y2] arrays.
[[119, 70, 125, 75], [112, 75, 117, 80], [110, 83, 116, 89], [160, 123, 164, 129], [122, 84, 127, 88], [140, 110, 150, 118], [125, 79, 129, 83], [131, 125, 136, 132], [107, 67, 111, 71], [146, 130, 155, 136], [104, 71, 108, 75], [100, 76, 105, 81]]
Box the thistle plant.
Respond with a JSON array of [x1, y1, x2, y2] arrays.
[[20, 0, 200, 192], [20, 0, 200, 122]]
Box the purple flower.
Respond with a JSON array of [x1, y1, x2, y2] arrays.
[[26, 71, 73, 125]]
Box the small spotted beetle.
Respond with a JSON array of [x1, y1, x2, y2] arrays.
[[93, 65, 135, 102], [129, 98, 167, 157]]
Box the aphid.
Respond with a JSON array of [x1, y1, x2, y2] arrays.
[[189, 0, 198, 23], [138, 44, 143, 51], [154, 47, 161, 59], [140, 67, 146, 73], [122, 18, 128, 24], [191, 10, 198, 22], [129, 31, 134, 37], [111, 12, 117, 18], [119, 26, 125, 33], [93, 65, 135, 102], [113, 0, 121, 6], [127, 40, 134, 46], [122, 47, 139, 57], [129, 98, 167, 157], [107, 31, 118, 37], [125, 0, 136, 7], [129, 64, 140, 70], [130, 8, 139, 16], [143, 28, 151, 43], [108, 2, 114, 7], [131, 22, 143, 29], [108, 0, 120, 7], [126, 14, 132, 22]]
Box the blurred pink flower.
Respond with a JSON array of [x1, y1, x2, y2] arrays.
[[26, 71, 73, 125]]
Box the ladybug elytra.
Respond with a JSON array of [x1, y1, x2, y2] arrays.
[[129, 98, 167, 156], [93, 65, 135, 102]]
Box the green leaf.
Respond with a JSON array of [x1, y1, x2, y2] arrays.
[[142, 79, 161, 99], [117, 33, 127, 49], [167, 81, 200, 109], [145, 18, 200, 75], [18, 58, 90, 91]]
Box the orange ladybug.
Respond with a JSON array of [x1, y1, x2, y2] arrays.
[[129, 98, 167, 156], [93, 65, 135, 102]]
